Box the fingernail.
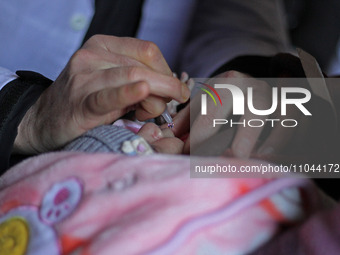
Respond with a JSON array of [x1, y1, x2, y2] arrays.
[[152, 129, 163, 140], [182, 83, 191, 101], [180, 72, 189, 83], [258, 146, 274, 156], [233, 138, 251, 158], [187, 78, 195, 91]]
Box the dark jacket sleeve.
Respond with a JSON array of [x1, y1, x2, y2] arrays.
[[211, 53, 306, 78], [0, 71, 52, 174]]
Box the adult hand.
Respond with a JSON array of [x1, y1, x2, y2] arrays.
[[173, 71, 305, 159], [14, 35, 190, 154]]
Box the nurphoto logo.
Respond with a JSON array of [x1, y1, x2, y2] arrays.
[[199, 83, 312, 128]]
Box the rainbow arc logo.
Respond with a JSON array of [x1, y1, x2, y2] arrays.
[[198, 82, 223, 106]]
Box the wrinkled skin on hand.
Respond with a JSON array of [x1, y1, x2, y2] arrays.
[[14, 35, 190, 154]]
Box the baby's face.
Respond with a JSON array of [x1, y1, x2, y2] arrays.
[[137, 123, 184, 154]]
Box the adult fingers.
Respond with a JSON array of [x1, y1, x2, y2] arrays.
[[230, 78, 277, 158], [172, 103, 190, 138], [135, 96, 169, 120], [231, 86, 274, 158], [101, 66, 190, 103], [257, 106, 304, 156], [83, 81, 150, 117], [188, 87, 233, 154], [256, 122, 296, 156], [230, 111, 268, 158]]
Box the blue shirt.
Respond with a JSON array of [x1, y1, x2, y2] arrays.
[[0, 0, 291, 89]]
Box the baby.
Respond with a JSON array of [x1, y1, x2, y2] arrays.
[[63, 119, 184, 155]]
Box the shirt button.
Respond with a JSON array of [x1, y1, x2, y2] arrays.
[[70, 14, 88, 31]]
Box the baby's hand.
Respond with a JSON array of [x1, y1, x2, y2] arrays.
[[137, 123, 184, 154]]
